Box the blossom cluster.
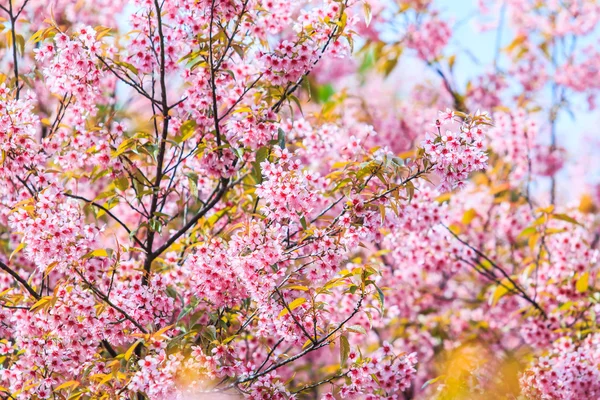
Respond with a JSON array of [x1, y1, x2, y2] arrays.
[[421, 109, 489, 191], [0, 0, 599, 399]]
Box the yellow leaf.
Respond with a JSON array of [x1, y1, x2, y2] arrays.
[[518, 226, 537, 238], [558, 301, 574, 312], [579, 194, 595, 213], [278, 297, 306, 318], [285, 285, 309, 291], [28, 27, 47, 44], [363, 2, 372, 27], [99, 374, 112, 386], [436, 192, 452, 203], [54, 380, 80, 391], [301, 338, 313, 349], [9, 242, 25, 261], [448, 224, 462, 235], [422, 375, 446, 390], [536, 205, 555, 214], [576, 272, 589, 293], [30, 296, 53, 312], [489, 278, 516, 307], [43, 261, 58, 279], [90, 373, 107, 382], [124, 340, 141, 361], [490, 183, 510, 195], [114, 176, 129, 191], [87, 249, 109, 258], [504, 35, 526, 53], [462, 209, 477, 225], [153, 324, 173, 339], [331, 161, 350, 169], [552, 213, 580, 226], [528, 233, 539, 251], [111, 138, 135, 157], [232, 106, 252, 114], [521, 263, 536, 278], [448, 54, 456, 70]]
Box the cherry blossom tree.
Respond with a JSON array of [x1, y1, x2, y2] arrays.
[[0, 0, 599, 399]]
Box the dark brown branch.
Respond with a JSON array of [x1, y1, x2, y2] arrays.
[[142, 0, 172, 285], [102, 340, 118, 357], [444, 225, 548, 319], [75, 268, 148, 333], [213, 0, 249, 73], [253, 338, 285, 376], [8, 0, 21, 99], [232, 291, 364, 387], [0, 260, 40, 300], [64, 193, 145, 248], [292, 371, 348, 394], [96, 55, 161, 109], [151, 177, 229, 258], [208, 0, 222, 148], [270, 2, 347, 114], [274, 287, 316, 344]]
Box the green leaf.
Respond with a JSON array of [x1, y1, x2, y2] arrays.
[[339, 334, 350, 367], [300, 216, 308, 230], [115, 60, 139, 76], [289, 95, 303, 115], [177, 120, 197, 143], [186, 172, 198, 196], [346, 325, 367, 335], [114, 176, 129, 191], [552, 213, 581, 226], [518, 226, 537, 238], [421, 375, 445, 390], [177, 298, 199, 322], [359, 46, 376, 73], [277, 128, 286, 149], [375, 286, 385, 311], [316, 84, 335, 103], [149, 219, 162, 233], [251, 147, 269, 184], [204, 326, 217, 341]]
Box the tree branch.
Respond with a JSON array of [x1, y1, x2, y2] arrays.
[[64, 193, 145, 248], [444, 224, 548, 319], [0, 260, 40, 300]]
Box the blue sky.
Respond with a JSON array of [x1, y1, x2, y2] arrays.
[[437, 0, 598, 142], [430, 0, 600, 197]]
